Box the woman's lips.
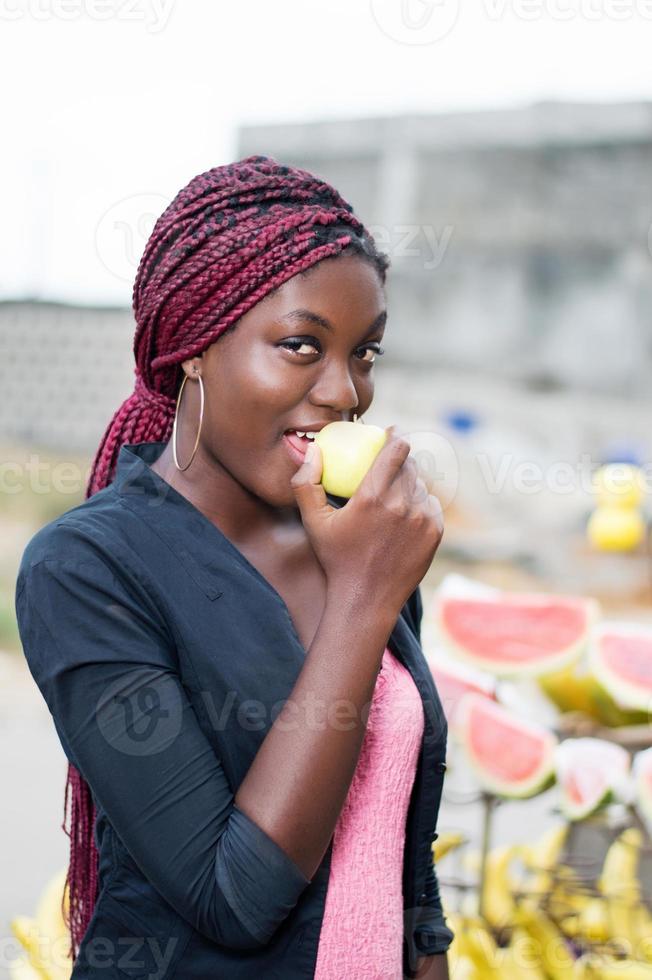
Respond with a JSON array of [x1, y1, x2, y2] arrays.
[[283, 431, 310, 464]]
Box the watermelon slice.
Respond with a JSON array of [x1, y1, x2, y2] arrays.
[[632, 747, 652, 834], [588, 623, 652, 715], [427, 654, 496, 731], [457, 691, 557, 798], [438, 591, 599, 678], [554, 738, 631, 821]]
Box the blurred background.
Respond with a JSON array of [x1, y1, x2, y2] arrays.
[[2, 2, 652, 977]]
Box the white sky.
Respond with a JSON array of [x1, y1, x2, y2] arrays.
[[2, 0, 651, 305]]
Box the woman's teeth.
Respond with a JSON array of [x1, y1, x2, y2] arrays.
[[287, 430, 317, 440]]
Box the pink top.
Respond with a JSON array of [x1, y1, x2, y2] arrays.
[[314, 645, 425, 979]]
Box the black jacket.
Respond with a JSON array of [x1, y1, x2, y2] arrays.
[[15, 440, 454, 979]]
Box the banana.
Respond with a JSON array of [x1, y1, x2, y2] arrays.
[[451, 954, 485, 980], [9, 917, 50, 979], [497, 926, 548, 978], [579, 954, 652, 978], [463, 915, 500, 973], [444, 913, 498, 977], [523, 824, 570, 877], [598, 827, 652, 961], [514, 905, 577, 980], [546, 865, 591, 939], [433, 830, 467, 863], [480, 842, 524, 930], [10, 869, 72, 980], [577, 897, 611, 943], [521, 824, 570, 905], [7, 956, 44, 980], [599, 828, 642, 900], [34, 870, 71, 980]]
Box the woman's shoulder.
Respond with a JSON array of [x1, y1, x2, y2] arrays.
[[18, 483, 137, 577]]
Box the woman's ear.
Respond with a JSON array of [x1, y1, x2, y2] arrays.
[[181, 355, 203, 378]]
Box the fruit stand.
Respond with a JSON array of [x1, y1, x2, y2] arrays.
[[427, 572, 652, 979]]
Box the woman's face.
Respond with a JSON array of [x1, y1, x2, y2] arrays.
[[191, 252, 387, 509]]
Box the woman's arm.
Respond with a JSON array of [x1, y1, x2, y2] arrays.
[[15, 545, 311, 950], [15, 528, 399, 948], [235, 578, 403, 878], [415, 952, 450, 979]]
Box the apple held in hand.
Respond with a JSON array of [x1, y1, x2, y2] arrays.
[[313, 421, 387, 498]]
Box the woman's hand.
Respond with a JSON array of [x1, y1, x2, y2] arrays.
[[290, 426, 444, 619], [413, 952, 450, 979]]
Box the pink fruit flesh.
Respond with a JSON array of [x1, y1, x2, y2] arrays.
[[431, 667, 494, 725], [442, 598, 588, 665], [601, 633, 652, 690], [467, 700, 548, 783], [564, 769, 605, 806]]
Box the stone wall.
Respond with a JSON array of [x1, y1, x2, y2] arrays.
[[0, 301, 134, 452]]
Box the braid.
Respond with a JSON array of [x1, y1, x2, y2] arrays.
[[64, 154, 389, 961]]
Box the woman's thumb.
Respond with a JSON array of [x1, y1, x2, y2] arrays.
[[289, 442, 329, 523]]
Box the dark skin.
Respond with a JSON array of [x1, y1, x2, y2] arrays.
[[151, 253, 385, 651], [151, 253, 448, 978]]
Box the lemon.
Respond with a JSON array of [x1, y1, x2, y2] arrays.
[[587, 505, 646, 552]]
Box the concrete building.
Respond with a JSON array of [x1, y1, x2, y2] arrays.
[[2, 101, 651, 455], [239, 101, 652, 395]]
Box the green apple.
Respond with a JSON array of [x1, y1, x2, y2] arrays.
[[313, 421, 387, 498]]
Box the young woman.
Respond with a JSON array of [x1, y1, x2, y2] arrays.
[[15, 155, 454, 979]]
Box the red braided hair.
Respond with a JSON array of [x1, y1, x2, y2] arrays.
[[63, 154, 389, 960]]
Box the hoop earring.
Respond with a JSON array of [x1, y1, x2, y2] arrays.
[[172, 373, 205, 471]]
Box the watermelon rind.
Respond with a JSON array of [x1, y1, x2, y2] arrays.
[[632, 747, 652, 834], [554, 737, 631, 821], [588, 622, 652, 715], [438, 592, 600, 679], [457, 691, 557, 799]]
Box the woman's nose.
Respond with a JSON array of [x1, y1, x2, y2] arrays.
[[309, 361, 360, 414]]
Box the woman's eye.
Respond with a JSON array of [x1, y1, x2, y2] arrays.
[[280, 339, 320, 356], [358, 344, 385, 364], [280, 338, 385, 363]]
